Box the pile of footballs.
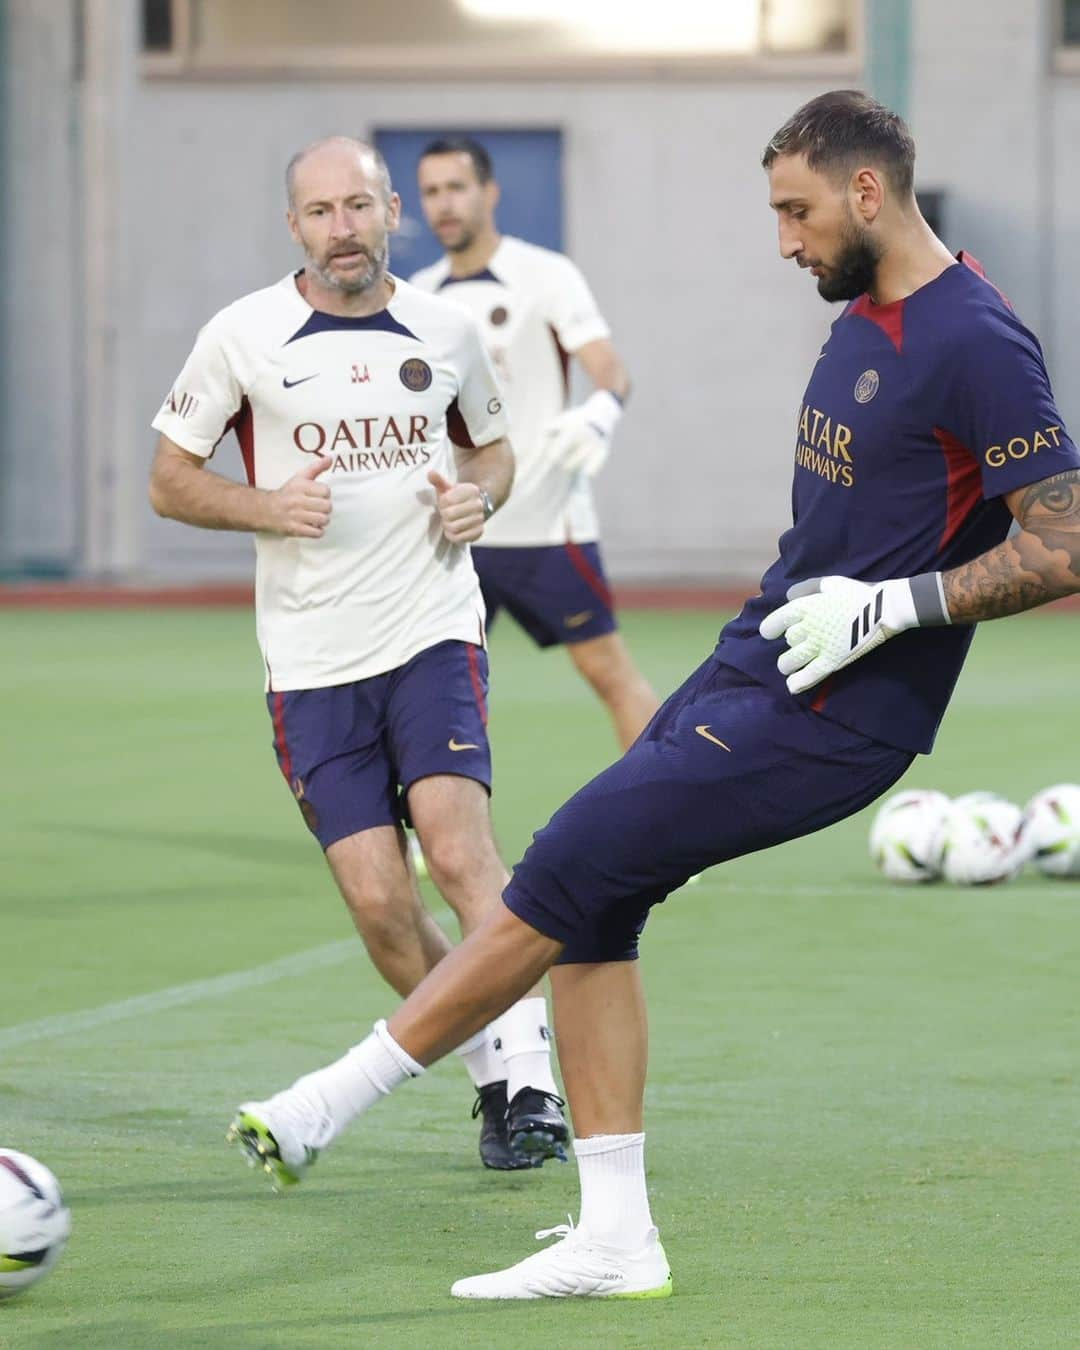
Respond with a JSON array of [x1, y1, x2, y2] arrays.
[[869, 784, 1080, 885]]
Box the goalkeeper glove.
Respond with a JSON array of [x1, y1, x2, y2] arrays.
[[758, 573, 951, 695], [542, 389, 623, 476]]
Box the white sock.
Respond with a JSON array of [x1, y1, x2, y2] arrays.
[[455, 1025, 503, 1089], [292, 1019, 423, 1145], [574, 1132, 654, 1249], [492, 996, 559, 1100]]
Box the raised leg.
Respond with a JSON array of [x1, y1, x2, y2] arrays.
[[387, 903, 563, 1064]]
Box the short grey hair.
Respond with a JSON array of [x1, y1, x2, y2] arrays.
[[286, 137, 393, 207]]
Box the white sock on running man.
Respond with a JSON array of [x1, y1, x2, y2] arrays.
[[455, 1025, 503, 1089], [491, 996, 560, 1100]]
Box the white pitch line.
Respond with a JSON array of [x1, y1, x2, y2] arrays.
[[0, 939, 357, 1050]]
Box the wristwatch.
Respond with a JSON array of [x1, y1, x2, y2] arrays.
[[479, 488, 495, 520]]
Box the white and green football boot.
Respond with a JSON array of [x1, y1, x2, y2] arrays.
[[450, 1220, 673, 1300], [226, 1092, 332, 1192]]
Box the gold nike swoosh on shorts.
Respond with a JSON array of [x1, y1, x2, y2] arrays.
[[448, 737, 480, 752], [694, 725, 731, 751], [564, 610, 594, 628]]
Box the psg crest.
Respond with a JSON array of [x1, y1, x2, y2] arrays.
[[854, 369, 880, 403], [399, 358, 433, 392]]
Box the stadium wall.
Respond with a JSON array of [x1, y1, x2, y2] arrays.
[[131, 75, 834, 586], [4, 1, 1079, 587], [2, 0, 81, 577]]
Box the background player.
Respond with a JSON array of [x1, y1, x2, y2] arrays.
[[410, 137, 659, 751], [149, 136, 566, 1174], [227, 93, 1080, 1299]]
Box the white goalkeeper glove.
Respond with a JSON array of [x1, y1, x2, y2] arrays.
[[758, 573, 951, 695], [542, 389, 623, 477]]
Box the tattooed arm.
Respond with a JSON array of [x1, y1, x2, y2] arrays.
[[943, 469, 1080, 623]]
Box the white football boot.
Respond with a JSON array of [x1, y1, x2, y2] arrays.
[[226, 1090, 333, 1191], [450, 1219, 673, 1300]]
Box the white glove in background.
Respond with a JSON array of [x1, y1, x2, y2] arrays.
[[542, 389, 623, 477]]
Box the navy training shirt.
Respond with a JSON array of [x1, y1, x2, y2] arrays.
[[717, 253, 1080, 754]]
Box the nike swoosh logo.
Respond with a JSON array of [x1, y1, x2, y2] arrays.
[[283, 374, 319, 388], [564, 610, 594, 628], [695, 725, 731, 751], [448, 738, 480, 752]]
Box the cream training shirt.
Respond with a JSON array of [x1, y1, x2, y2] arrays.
[[152, 272, 508, 690], [410, 236, 610, 546]]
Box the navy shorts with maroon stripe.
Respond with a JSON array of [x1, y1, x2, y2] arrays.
[[503, 656, 914, 964], [471, 541, 617, 648], [268, 640, 491, 850]]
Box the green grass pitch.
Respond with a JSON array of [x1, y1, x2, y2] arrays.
[[1, 606, 1078, 1346]]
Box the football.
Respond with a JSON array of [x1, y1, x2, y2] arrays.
[[0, 1150, 71, 1300], [869, 789, 952, 883], [940, 792, 1027, 885], [1020, 783, 1080, 877]]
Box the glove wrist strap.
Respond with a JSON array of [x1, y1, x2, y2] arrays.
[[908, 572, 951, 627]]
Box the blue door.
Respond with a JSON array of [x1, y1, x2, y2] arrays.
[[375, 128, 563, 277]]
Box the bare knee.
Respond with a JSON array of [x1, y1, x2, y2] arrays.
[[423, 833, 500, 920], [340, 882, 414, 954], [423, 832, 479, 895], [571, 636, 634, 701]]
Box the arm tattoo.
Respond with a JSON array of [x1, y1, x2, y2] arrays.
[[943, 469, 1080, 623]]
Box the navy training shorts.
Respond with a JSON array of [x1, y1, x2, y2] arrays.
[[267, 640, 491, 850], [472, 541, 617, 648], [503, 656, 914, 963]]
